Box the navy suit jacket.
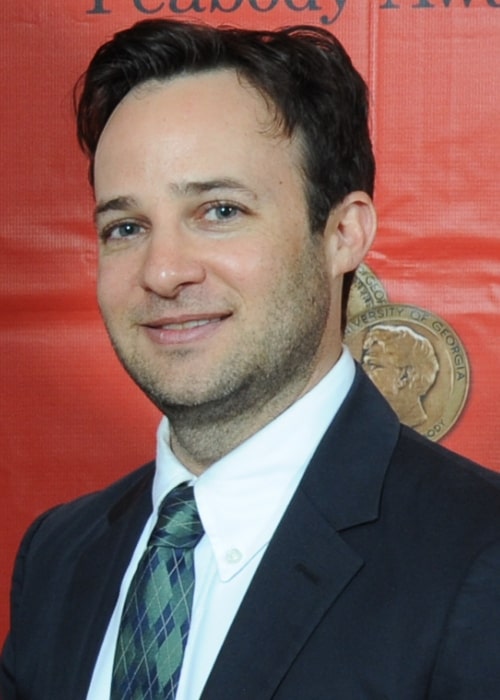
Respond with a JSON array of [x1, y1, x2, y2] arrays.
[[3, 367, 500, 699]]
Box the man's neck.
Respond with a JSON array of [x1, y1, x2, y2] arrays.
[[167, 360, 338, 475]]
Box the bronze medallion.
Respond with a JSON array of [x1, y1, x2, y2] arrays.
[[344, 304, 470, 441], [347, 263, 388, 319]]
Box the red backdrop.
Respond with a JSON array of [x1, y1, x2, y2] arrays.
[[1, 0, 499, 640]]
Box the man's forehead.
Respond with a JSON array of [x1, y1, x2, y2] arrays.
[[97, 67, 288, 150]]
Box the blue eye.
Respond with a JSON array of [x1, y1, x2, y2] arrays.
[[206, 204, 240, 222], [102, 221, 143, 241], [114, 222, 141, 238], [217, 205, 237, 219]]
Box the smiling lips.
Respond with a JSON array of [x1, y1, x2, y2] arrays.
[[144, 314, 230, 345], [158, 318, 220, 330]]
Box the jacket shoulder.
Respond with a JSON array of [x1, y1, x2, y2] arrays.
[[20, 461, 155, 557], [389, 426, 500, 533]]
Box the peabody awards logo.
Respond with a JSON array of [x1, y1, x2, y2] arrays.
[[85, 0, 500, 25], [345, 264, 470, 442]]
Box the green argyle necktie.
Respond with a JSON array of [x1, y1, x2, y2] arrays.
[[110, 483, 204, 700]]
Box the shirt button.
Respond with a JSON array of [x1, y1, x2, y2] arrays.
[[225, 548, 243, 564]]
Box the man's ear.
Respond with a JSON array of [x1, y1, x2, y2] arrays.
[[323, 191, 377, 276]]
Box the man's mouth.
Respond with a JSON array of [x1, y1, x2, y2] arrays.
[[142, 314, 231, 344], [158, 318, 221, 331]]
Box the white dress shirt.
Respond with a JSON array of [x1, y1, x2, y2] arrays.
[[87, 348, 355, 699]]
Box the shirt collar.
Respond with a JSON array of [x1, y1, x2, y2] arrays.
[[153, 347, 355, 580]]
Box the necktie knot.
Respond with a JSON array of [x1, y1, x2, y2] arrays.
[[149, 483, 204, 549]]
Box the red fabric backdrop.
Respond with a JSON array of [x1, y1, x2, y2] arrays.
[[1, 0, 499, 639]]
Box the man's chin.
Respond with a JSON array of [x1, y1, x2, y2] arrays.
[[135, 377, 238, 414]]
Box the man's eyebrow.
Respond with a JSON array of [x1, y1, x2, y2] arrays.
[[94, 196, 139, 223], [168, 179, 257, 199]]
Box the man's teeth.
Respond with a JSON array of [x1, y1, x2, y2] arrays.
[[162, 319, 215, 330]]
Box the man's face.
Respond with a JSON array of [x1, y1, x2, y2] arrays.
[[94, 70, 342, 420]]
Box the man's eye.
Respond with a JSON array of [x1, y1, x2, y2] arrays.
[[102, 222, 143, 240], [205, 204, 240, 222]]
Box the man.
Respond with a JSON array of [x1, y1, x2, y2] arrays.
[[2, 19, 500, 700]]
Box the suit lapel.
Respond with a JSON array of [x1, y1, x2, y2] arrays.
[[201, 490, 363, 699], [51, 466, 155, 698], [202, 368, 400, 699]]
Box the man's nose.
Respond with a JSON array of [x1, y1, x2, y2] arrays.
[[140, 229, 206, 297]]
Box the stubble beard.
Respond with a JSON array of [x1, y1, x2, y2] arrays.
[[103, 240, 333, 467]]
